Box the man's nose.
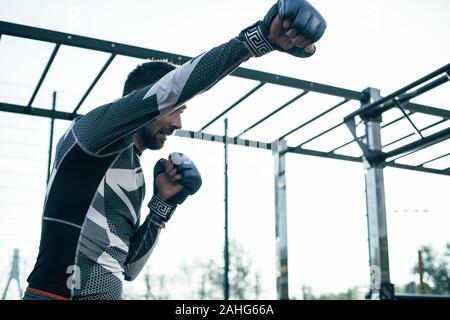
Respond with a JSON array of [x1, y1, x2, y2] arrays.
[[171, 112, 182, 129]]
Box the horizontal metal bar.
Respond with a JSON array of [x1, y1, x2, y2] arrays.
[[175, 135, 447, 176], [176, 131, 362, 163], [386, 162, 450, 176], [288, 146, 362, 163], [232, 67, 362, 100], [200, 82, 265, 131], [176, 130, 450, 176], [0, 102, 78, 121], [382, 118, 448, 151], [27, 43, 60, 107], [0, 21, 363, 100], [72, 53, 116, 114], [377, 75, 449, 115], [2, 102, 448, 176], [418, 152, 450, 167], [294, 121, 344, 149], [0, 20, 191, 64], [329, 111, 416, 154], [403, 102, 450, 119], [385, 148, 420, 165], [175, 130, 274, 151], [236, 90, 308, 137], [279, 99, 350, 141], [383, 127, 450, 161], [345, 63, 450, 121]]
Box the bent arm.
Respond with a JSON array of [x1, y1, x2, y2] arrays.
[[123, 198, 176, 281]]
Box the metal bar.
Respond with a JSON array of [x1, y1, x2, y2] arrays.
[[72, 53, 116, 114], [418, 152, 450, 167], [383, 127, 450, 161], [289, 147, 362, 165], [236, 90, 308, 138], [403, 102, 450, 119], [0, 21, 363, 100], [345, 63, 450, 121], [1, 249, 22, 299], [386, 162, 450, 176], [288, 146, 361, 162], [361, 88, 394, 300], [393, 99, 423, 138], [0, 21, 191, 64], [223, 119, 229, 300], [173, 130, 450, 175], [273, 139, 289, 300], [385, 148, 421, 166], [0, 102, 78, 121], [382, 133, 413, 151], [279, 99, 350, 141], [3, 101, 448, 176], [233, 67, 362, 100], [329, 111, 416, 154], [175, 130, 275, 151], [27, 44, 60, 107], [384, 118, 449, 170], [46, 92, 56, 184], [200, 82, 265, 131], [382, 118, 447, 150], [294, 121, 344, 149], [373, 74, 449, 118]]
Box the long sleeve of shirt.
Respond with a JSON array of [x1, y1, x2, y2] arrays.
[[72, 38, 252, 156], [123, 211, 169, 281]]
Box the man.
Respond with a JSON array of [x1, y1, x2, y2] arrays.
[[24, 0, 326, 299]]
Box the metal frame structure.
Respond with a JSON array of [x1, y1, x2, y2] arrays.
[[1, 21, 449, 300]]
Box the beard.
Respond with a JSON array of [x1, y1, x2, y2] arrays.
[[138, 125, 167, 150]]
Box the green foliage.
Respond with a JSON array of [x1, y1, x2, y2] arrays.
[[401, 243, 450, 295], [300, 285, 358, 300], [413, 244, 450, 295], [178, 239, 262, 299]]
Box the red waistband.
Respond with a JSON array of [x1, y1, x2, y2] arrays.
[[26, 287, 70, 300]]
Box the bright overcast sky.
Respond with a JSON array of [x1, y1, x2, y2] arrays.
[[0, 0, 449, 299]]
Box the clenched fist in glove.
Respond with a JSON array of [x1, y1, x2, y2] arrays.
[[148, 152, 202, 223], [238, 0, 327, 57]]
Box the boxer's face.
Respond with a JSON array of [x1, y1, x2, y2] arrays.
[[135, 107, 184, 150]]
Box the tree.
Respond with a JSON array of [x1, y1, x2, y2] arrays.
[[176, 239, 263, 299], [404, 243, 450, 295], [140, 266, 171, 300], [300, 285, 359, 300]]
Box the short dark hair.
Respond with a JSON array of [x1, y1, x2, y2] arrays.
[[122, 60, 178, 96]]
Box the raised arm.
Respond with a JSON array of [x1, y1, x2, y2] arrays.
[[72, 0, 326, 156]]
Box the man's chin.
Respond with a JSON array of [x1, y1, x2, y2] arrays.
[[147, 140, 165, 150]]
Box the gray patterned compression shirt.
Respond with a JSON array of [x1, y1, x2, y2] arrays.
[[27, 37, 252, 299]]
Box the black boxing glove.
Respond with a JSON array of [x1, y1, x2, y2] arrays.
[[238, 0, 327, 57], [148, 152, 202, 223]]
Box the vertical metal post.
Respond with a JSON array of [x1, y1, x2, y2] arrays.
[[362, 87, 394, 300], [46, 91, 56, 184], [1, 249, 22, 299], [224, 118, 230, 300], [273, 139, 289, 299]]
